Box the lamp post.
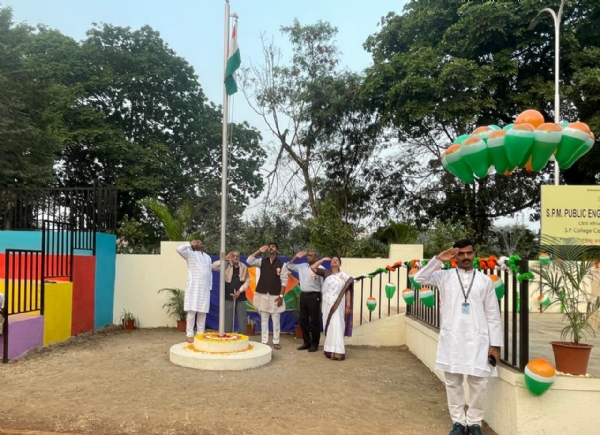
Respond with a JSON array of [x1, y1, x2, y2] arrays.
[[528, 0, 566, 186]]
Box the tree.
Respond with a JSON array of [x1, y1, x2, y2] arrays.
[[22, 22, 266, 227], [362, 0, 600, 242], [242, 20, 398, 231], [0, 7, 62, 188], [307, 199, 355, 257]]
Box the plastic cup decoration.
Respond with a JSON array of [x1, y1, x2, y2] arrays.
[[408, 268, 421, 290], [505, 123, 535, 167], [486, 130, 510, 174], [531, 123, 563, 171], [366, 297, 377, 312], [538, 253, 551, 265], [538, 294, 551, 307], [524, 359, 556, 397], [385, 283, 396, 299], [402, 288, 415, 305], [419, 287, 435, 308], [555, 122, 591, 167], [442, 144, 475, 184], [462, 137, 490, 178], [489, 275, 505, 299]]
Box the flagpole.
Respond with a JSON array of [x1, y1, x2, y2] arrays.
[[219, 0, 231, 336]]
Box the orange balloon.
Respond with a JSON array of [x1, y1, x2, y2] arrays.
[[568, 121, 591, 134], [472, 126, 491, 135], [512, 122, 535, 132], [488, 130, 507, 139], [515, 110, 545, 129], [536, 122, 562, 132], [446, 144, 462, 155]]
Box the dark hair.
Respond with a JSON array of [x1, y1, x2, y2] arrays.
[[307, 249, 319, 257], [331, 255, 342, 265], [268, 242, 279, 250], [453, 239, 474, 249]]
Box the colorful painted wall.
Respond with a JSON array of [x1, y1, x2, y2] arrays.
[[0, 231, 117, 361]]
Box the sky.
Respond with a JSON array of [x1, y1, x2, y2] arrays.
[[5, 0, 408, 139]]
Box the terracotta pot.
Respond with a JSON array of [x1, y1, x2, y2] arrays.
[[246, 324, 255, 336], [294, 324, 303, 339], [550, 341, 593, 375], [176, 320, 186, 332], [123, 319, 135, 330]]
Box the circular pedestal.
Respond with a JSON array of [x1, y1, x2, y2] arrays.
[[170, 341, 272, 371]]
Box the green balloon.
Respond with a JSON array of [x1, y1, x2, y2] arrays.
[[505, 126, 534, 167], [442, 146, 475, 184], [488, 124, 501, 130], [555, 126, 589, 167], [462, 138, 490, 178], [487, 131, 510, 174], [454, 134, 471, 145], [503, 123, 514, 130], [559, 121, 569, 128], [531, 126, 562, 171], [562, 135, 595, 169]]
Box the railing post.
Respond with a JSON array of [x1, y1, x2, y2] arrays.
[[2, 250, 9, 363], [518, 259, 530, 370]]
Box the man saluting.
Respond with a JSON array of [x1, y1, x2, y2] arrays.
[[414, 239, 502, 435]]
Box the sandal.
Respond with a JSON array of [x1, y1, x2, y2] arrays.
[[273, 344, 281, 350]]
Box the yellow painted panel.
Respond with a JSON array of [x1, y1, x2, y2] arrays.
[[43, 282, 73, 346]]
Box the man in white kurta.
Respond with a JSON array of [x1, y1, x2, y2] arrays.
[[177, 240, 213, 343], [414, 240, 502, 435]]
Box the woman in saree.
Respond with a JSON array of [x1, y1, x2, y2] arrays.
[[310, 255, 354, 360]]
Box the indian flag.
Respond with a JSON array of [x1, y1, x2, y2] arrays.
[[225, 23, 241, 95]]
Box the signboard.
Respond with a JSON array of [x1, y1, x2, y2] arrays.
[[541, 185, 600, 245]]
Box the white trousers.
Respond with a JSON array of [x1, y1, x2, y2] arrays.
[[444, 372, 488, 426], [259, 311, 280, 345], [186, 311, 207, 337]]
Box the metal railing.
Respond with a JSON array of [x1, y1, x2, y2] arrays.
[[2, 249, 44, 364], [0, 185, 117, 232], [41, 220, 74, 280]]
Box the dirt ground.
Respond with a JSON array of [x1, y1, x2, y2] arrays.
[[0, 327, 496, 435]]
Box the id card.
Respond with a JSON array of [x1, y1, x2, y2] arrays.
[[462, 303, 470, 315]]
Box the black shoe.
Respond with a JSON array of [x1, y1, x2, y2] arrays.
[[467, 424, 483, 435], [297, 344, 311, 350], [449, 423, 466, 435], [308, 346, 318, 352]]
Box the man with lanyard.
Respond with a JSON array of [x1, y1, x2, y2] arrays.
[[414, 239, 502, 435], [247, 242, 288, 349], [212, 250, 250, 334], [285, 250, 324, 352]]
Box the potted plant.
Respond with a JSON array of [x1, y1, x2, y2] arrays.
[[158, 288, 186, 332], [246, 315, 257, 336], [532, 236, 600, 375], [120, 309, 136, 330]]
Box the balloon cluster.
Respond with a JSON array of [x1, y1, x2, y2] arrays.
[[441, 109, 596, 183]]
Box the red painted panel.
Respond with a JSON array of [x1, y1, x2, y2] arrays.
[[71, 256, 96, 335], [0, 253, 71, 280]]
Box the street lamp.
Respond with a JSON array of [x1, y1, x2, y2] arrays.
[[528, 0, 566, 186]]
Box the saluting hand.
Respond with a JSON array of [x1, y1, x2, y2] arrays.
[[296, 251, 307, 258], [259, 245, 269, 253], [436, 247, 459, 262]]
